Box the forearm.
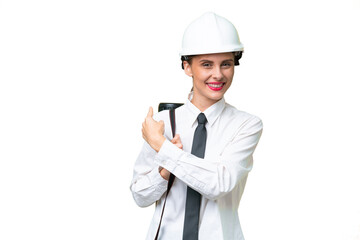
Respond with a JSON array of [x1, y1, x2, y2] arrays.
[[154, 122, 262, 200], [130, 167, 168, 207], [154, 141, 249, 200], [130, 143, 168, 207]]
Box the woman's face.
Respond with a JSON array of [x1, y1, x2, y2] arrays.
[[184, 52, 235, 111]]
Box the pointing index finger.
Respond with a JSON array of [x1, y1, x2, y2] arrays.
[[147, 107, 153, 118]]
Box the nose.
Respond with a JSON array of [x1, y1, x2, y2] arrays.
[[212, 66, 223, 80]]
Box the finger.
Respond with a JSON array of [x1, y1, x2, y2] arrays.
[[175, 143, 183, 149], [173, 134, 180, 141], [173, 134, 181, 144], [147, 107, 153, 118]]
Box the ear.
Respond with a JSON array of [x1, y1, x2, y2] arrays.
[[183, 61, 193, 77]]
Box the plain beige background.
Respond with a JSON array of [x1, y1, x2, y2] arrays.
[[1, 0, 360, 239]]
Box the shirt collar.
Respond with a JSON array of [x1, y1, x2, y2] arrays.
[[185, 93, 226, 128]]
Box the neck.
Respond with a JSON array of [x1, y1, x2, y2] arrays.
[[191, 95, 218, 112]]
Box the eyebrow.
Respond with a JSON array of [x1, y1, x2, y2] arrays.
[[199, 58, 234, 63]]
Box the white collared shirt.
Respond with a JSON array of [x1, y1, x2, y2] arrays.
[[130, 97, 263, 240]]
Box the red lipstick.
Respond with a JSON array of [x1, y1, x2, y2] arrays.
[[206, 82, 225, 91]]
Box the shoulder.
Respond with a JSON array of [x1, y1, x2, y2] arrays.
[[223, 103, 263, 132]]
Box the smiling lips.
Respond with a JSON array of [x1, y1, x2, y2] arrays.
[[207, 82, 225, 91]]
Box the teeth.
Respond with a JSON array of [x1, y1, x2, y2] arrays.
[[208, 83, 223, 87]]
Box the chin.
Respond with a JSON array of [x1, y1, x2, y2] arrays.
[[209, 90, 226, 99], [207, 94, 224, 102]]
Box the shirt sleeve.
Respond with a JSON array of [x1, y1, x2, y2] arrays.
[[130, 141, 169, 207], [154, 116, 263, 200]]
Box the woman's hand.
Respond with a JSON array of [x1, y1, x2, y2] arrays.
[[142, 107, 166, 152], [160, 168, 171, 180], [171, 134, 183, 149], [142, 107, 184, 180]]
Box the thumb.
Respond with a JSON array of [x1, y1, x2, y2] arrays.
[[147, 107, 153, 118]]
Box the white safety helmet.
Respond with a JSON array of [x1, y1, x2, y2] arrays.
[[180, 12, 244, 68]]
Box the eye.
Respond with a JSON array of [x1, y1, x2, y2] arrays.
[[202, 62, 212, 68], [221, 62, 233, 67]]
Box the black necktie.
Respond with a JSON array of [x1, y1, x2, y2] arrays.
[[183, 113, 207, 240]]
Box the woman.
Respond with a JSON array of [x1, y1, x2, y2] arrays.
[[130, 12, 263, 240]]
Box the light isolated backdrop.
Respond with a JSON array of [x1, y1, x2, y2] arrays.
[[1, 0, 359, 239]]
